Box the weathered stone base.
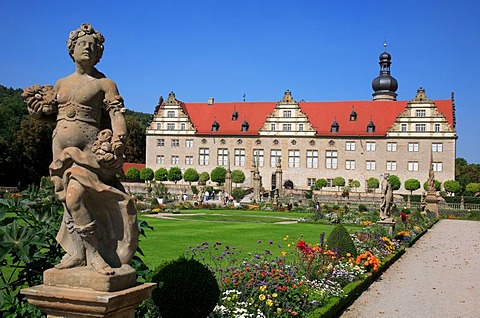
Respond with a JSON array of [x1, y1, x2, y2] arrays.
[[425, 192, 439, 216], [44, 265, 137, 292], [21, 283, 156, 318], [377, 219, 396, 236]]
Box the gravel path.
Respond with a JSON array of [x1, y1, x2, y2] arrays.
[[341, 219, 480, 318]]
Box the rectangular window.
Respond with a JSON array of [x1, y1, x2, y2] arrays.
[[234, 148, 245, 166], [270, 124, 276, 132], [156, 123, 161, 130], [386, 161, 397, 171], [217, 148, 228, 166], [270, 149, 281, 167], [253, 149, 264, 167], [433, 162, 443, 172], [156, 155, 164, 164], [408, 142, 419, 152], [157, 139, 165, 147], [326, 178, 333, 187], [171, 156, 179, 165], [185, 139, 193, 147], [185, 156, 193, 165], [387, 142, 397, 152], [282, 124, 292, 131], [167, 111, 175, 118], [283, 110, 292, 118], [435, 123, 441, 132], [288, 150, 300, 168], [366, 142, 376, 151], [408, 161, 419, 171], [415, 124, 426, 132], [346, 141, 356, 151], [199, 148, 209, 166], [171, 139, 179, 147], [416, 109, 426, 117], [366, 160, 376, 171], [325, 150, 338, 169], [306, 150, 318, 168], [167, 123, 175, 130], [432, 143, 443, 152], [307, 178, 316, 187], [180, 123, 186, 130], [401, 123, 407, 132], [346, 160, 356, 170], [298, 123, 303, 132]]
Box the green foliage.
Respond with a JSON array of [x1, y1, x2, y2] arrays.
[[404, 179, 421, 194], [183, 168, 200, 184], [199, 172, 210, 185], [211, 167, 227, 185], [358, 204, 368, 212], [455, 158, 480, 192], [315, 178, 327, 190], [350, 180, 360, 190], [123, 114, 147, 163], [140, 168, 154, 181], [326, 224, 357, 257], [388, 174, 401, 190], [126, 167, 141, 181], [154, 168, 168, 182], [366, 177, 379, 191], [168, 167, 182, 184], [443, 180, 462, 195], [333, 177, 345, 190], [231, 169, 246, 185], [423, 179, 441, 191], [191, 185, 199, 194], [149, 256, 220, 318], [465, 182, 480, 195], [231, 188, 245, 202]]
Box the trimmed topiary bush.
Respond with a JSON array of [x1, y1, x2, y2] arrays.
[[326, 224, 357, 257], [149, 256, 220, 318]]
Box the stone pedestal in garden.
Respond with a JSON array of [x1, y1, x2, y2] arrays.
[[377, 218, 396, 236], [425, 191, 439, 216]]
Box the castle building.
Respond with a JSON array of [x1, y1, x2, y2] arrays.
[[145, 48, 456, 194]]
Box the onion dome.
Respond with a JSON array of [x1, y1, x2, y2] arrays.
[[372, 43, 398, 101]]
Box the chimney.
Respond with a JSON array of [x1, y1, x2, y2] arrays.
[[208, 97, 214, 105]]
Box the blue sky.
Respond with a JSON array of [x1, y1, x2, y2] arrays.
[[1, 0, 479, 163]]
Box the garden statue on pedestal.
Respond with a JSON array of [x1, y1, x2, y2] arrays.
[[379, 175, 396, 221], [22, 23, 138, 278]]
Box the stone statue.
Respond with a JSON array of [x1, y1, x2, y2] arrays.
[[380, 178, 395, 220], [22, 23, 138, 276]]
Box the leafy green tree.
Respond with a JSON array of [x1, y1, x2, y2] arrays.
[[388, 174, 401, 190], [314, 178, 327, 192], [211, 167, 227, 186], [124, 115, 146, 163], [443, 180, 462, 195], [232, 169, 246, 186], [231, 187, 245, 202], [367, 177, 380, 193], [350, 180, 360, 191], [199, 172, 210, 185], [154, 168, 168, 182], [333, 177, 345, 191], [465, 182, 480, 195], [140, 168, 154, 181], [423, 180, 441, 191], [404, 179, 421, 195], [168, 167, 182, 184], [126, 167, 141, 180], [455, 158, 480, 192], [183, 168, 199, 184]]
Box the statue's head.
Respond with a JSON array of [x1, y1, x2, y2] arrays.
[[67, 23, 105, 65]]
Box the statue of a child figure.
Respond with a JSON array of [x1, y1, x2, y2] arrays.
[[22, 23, 138, 276]]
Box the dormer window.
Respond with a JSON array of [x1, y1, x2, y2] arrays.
[[330, 118, 339, 133], [211, 119, 220, 131], [350, 107, 357, 121], [366, 119, 376, 133], [232, 106, 238, 121], [241, 119, 249, 132]]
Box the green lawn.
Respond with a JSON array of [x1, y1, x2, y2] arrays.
[[138, 209, 361, 269]]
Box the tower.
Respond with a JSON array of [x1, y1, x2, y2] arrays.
[[372, 43, 398, 101]]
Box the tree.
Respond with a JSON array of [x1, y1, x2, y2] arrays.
[[333, 177, 345, 191], [388, 174, 401, 190], [126, 167, 141, 181], [232, 169, 246, 186], [199, 172, 210, 185], [443, 180, 462, 195], [423, 180, 441, 191], [183, 168, 199, 184], [140, 168, 154, 181], [211, 167, 227, 186], [367, 177, 380, 193], [404, 179, 421, 195], [455, 157, 480, 192], [465, 182, 480, 195], [350, 180, 360, 192], [314, 178, 327, 192], [154, 168, 168, 182], [168, 167, 182, 184], [123, 115, 146, 163], [231, 187, 245, 202]]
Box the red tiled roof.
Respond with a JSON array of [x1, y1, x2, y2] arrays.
[[180, 100, 453, 136], [123, 162, 145, 173]]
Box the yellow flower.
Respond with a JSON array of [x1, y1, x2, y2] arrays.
[[266, 299, 273, 307], [281, 251, 287, 256], [283, 235, 289, 241], [259, 294, 266, 301], [226, 297, 231, 301], [287, 244, 291, 248], [260, 285, 266, 292], [277, 308, 282, 314], [272, 293, 278, 298]]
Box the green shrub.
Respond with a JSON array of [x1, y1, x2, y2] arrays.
[[326, 224, 357, 257], [149, 257, 220, 318]]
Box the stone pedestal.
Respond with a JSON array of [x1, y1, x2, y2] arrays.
[[425, 191, 439, 216], [21, 283, 156, 318], [377, 219, 396, 236]]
